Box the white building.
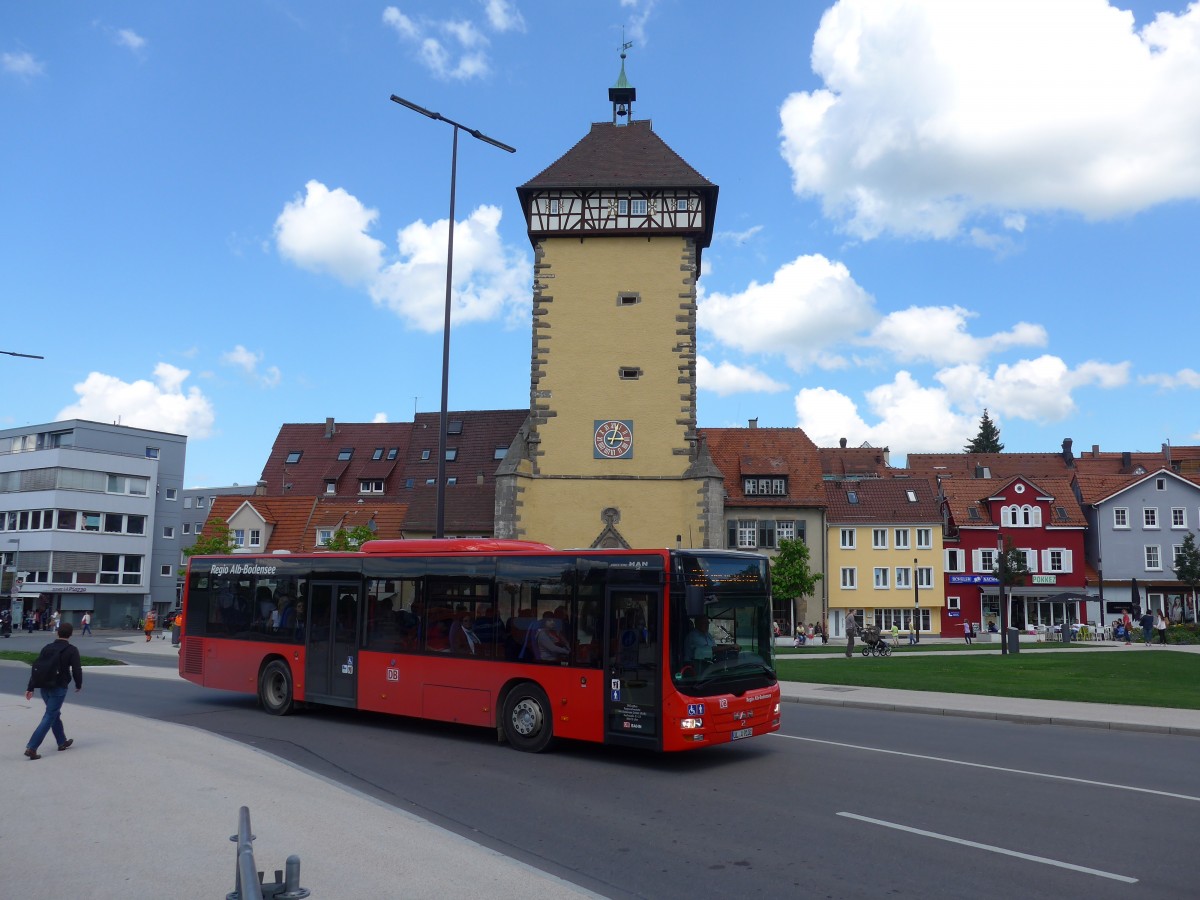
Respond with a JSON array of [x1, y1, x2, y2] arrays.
[[0, 420, 186, 628]]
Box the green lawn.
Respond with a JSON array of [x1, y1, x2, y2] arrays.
[[776, 642, 1090, 656], [775, 651, 1200, 709], [0, 650, 125, 667]]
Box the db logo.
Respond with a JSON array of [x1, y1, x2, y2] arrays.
[[719, 698, 728, 709], [386, 668, 400, 682]]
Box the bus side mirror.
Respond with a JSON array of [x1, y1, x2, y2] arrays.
[[685, 586, 706, 617]]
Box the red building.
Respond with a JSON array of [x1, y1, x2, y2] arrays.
[[937, 475, 1088, 636]]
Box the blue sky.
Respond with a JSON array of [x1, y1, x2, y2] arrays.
[[4, 0, 1199, 487]]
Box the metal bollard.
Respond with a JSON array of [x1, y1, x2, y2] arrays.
[[227, 806, 310, 900]]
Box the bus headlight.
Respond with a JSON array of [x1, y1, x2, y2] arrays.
[[774, 703, 780, 715], [680, 717, 704, 730]]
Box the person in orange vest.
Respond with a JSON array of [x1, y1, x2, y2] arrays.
[[143, 611, 156, 642]]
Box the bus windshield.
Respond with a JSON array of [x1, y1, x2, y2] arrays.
[[669, 552, 775, 693]]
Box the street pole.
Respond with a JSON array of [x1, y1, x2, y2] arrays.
[[5, 538, 19, 621], [997, 533, 1007, 656], [389, 94, 515, 538], [912, 556, 920, 644]]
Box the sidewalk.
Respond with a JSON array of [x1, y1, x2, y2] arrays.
[[1, 638, 597, 900]]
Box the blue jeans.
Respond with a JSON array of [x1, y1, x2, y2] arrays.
[[28, 686, 69, 751]]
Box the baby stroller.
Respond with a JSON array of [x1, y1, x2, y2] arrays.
[[859, 623, 893, 657]]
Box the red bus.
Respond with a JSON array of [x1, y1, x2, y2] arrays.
[[179, 539, 780, 752]]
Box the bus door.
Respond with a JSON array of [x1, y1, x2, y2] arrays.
[[305, 581, 361, 706], [603, 588, 660, 748]]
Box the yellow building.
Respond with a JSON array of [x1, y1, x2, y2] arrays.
[[496, 59, 723, 548], [824, 478, 945, 639]]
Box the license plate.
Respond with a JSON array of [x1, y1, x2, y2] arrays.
[[731, 727, 753, 740]]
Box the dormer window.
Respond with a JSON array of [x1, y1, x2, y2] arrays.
[[337, 448, 353, 461], [285, 451, 302, 465], [743, 477, 787, 496]]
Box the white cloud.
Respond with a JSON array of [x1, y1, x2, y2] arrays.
[[698, 254, 877, 371], [370, 204, 530, 331], [484, 0, 526, 33], [697, 356, 788, 396], [115, 28, 146, 51], [274, 181, 385, 285], [621, 0, 656, 46], [715, 225, 764, 245], [274, 181, 530, 333], [221, 345, 281, 388], [383, 6, 495, 81], [780, 0, 1200, 240], [57, 364, 215, 439], [866, 305, 1047, 365], [1140, 368, 1200, 389], [3, 51, 45, 79], [938, 356, 1130, 422], [372, 412, 389, 423]]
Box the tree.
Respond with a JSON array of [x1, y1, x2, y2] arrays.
[[1172, 532, 1200, 622], [322, 525, 376, 552], [994, 538, 1029, 654], [964, 409, 1004, 453], [183, 521, 237, 558], [771, 538, 823, 625]]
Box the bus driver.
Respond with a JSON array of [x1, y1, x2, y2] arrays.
[[685, 616, 715, 662]]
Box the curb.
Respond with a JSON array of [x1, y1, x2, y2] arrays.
[[780, 693, 1200, 739]]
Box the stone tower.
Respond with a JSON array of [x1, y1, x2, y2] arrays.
[[495, 53, 724, 549]]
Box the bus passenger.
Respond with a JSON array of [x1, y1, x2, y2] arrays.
[[449, 613, 481, 655], [536, 612, 570, 662]]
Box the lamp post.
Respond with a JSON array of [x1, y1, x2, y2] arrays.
[[997, 534, 1008, 656], [389, 94, 515, 538], [5, 538, 19, 622], [912, 556, 920, 644]]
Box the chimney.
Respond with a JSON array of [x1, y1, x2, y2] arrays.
[[840, 437, 848, 448], [1121, 451, 1132, 470], [1091, 444, 1100, 458], [255, 480, 267, 496], [324, 417, 336, 439], [748, 418, 758, 429], [477, 470, 485, 485], [1061, 438, 1074, 467]]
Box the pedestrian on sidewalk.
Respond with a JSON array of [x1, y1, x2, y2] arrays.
[[1154, 609, 1168, 646], [1122, 609, 1133, 645], [1139, 608, 1154, 646], [891, 622, 900, 646], [143, 611, 156, 642], [24, 622, 83, 760], [844, 612, 859, 658], [81, 611, 92, 635], [962, 620, 973, 645]]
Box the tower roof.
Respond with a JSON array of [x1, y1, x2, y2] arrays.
[[519, 120, 714, 190]]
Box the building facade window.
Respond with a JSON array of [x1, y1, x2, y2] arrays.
[[1113, 507, 1128, 528], [1144, 508, 1158, 529], [1171, 507, 1187, 528], [841, 567, 857, 589], [738, 520, 757, 549], [232, 529, 245, 548], [840, 528, 856, 550], [873, 528, 888, 549], [873, 567, 889, 589], [916, 567, 933, 588], [895, 567, 912, 589], [777, 520, 796, 543], [894, 528, 910, 550], [1145, 545, 1161, 570], [631, 198, 647, 215], [100, 554, 142, 586], [163, 526, 174, 539], [916, 528, 932, 549], [164, 487, 177, 501], [945, 548, 963, 573], [743, 477, 787, 496], [249, 529, 261, 547]]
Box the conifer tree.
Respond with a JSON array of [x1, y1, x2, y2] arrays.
[[964, 409, 1004, 453]]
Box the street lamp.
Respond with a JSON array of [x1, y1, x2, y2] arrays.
[[997, 533, 1008, 656], [390, 94, 516, 538], [912, 556, 920, 644], [5, 539, 19, 619]]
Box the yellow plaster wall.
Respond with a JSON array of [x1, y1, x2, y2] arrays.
[[826, 526, 945, 629], [534, 236, 692, 478]]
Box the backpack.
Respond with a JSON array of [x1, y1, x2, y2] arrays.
[[29, 643, 68, 689]]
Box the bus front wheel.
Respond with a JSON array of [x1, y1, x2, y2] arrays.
[[502, 684, 553, 752], [259, 659, 295, 716]]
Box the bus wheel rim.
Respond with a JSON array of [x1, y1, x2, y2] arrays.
[[512, 698, 542, 736]]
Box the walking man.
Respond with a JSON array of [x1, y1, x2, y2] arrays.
[[962, 620, 974, 645], [1139, 608, 1155, 646], [81, 611, 92, 636], [24, 622, 83, 760], [844, 611, 859, 658]]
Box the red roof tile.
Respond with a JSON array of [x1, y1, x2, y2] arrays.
[[823, 476, 941, 524], [698, 427, 825, 507]]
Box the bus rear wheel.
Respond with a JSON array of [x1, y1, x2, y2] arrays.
[[259, 659, 295, 716], [502, 684, 553, 752]]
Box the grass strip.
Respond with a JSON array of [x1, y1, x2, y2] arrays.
[[776, 650, 1200, 709], [0, 650, 126, 667]]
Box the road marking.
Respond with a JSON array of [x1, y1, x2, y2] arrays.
[[773, 733, 1200, 803], [837, 812, 1137, 883]]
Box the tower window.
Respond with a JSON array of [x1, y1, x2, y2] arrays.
[[676, 198, 689, 212], [617, 292, 641, 306], [618, 199, 628, 215], [618, 367, 642, 380], [549, 198, 560, 215], [631, 198, 647, 216]]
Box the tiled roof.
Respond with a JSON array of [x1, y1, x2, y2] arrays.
[[907, 452, 1072, 480], [818, 445, 894, 479], [202, 496, 410, 553], [937, 479, 995, 528], [1074, 473, 1141, 505], [823, 476, 940, 524], [698, 427, 825, 507], [259, 421, 414, 497], [519, 120, 714, 190], [938, 475, 1088, 528]]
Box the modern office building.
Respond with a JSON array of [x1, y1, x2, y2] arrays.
[[0, 419, 185, 628]]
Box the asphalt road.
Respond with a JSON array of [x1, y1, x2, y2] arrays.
[[4, 633, 1198, 898]]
